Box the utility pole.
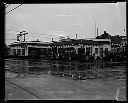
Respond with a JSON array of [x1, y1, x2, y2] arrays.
[[17, 31, 28, 42], [17, 32, 22, 41], [95, 21, 96, 38], [76, 34, 77, 39], [21, 31, 28, 42], [22, 32, 28, 41], [97, 27, 98, 37], [20, 32, 23, 41]]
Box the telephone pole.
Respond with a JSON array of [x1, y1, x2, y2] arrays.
[[17, 31, 28, 42], [97, 27, 98, 37], [22, 32, 28, 41], [17, 32, 22, 41], [95, 21, 97, 38]]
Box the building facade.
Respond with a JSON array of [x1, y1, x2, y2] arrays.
[[9, 41, 52, 57], [96, 31, 127, 55], [8, 38, 111, 60]]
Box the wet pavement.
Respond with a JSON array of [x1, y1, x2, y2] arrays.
[[5, 58, 126, 100], [5, 80, 39, 100]]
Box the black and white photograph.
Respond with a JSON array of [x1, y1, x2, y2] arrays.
[[5, 2, 126, 100]]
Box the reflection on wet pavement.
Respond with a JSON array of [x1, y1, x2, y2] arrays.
[[5, 59, 126, 100], [5, 58, 126, 81]]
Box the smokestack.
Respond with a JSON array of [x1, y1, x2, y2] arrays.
[[52, 38, 53, 42], [95, 21, 96, 37], [104, 31, 106, 34], [97, 28, 98, 37], [76, 34, 77, 39]]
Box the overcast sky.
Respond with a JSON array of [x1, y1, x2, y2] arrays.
[[5, 3, 126, 45]]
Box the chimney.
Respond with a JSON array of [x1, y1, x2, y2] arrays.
[[95, 22, 96, 37], [36, 39, 39, 41], [52, 38, 53, 42], [67, 36, 70, 39], [17, 35, 20, 41], [104, 31, 106, 34], [76, 34, 77, 39]]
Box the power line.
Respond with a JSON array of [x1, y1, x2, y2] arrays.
[[6, 30, 50, 37], [5, 4, 11, 8], [5, 29, 57, 37], [6, 29, 23, 33], [5, 29, 67, 37], [5, 29, 61, 42], [5, 4, 23, 14]]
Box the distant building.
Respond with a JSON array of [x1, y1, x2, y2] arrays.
[[96, 31, 127, 54]]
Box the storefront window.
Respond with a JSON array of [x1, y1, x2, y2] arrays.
[[17, 49, 21, 55]]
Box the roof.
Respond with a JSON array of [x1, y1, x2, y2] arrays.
[[9, 41, 51, 47], [111, 36, 122, 44], [50, 39, 110, 46], [96, 31, 111, 39], [96, 31, 126, 44], [9, 39, 111, 47]]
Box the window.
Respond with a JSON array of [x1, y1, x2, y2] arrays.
[[86, 47, 90, 54], [117, 48, 119, 52], [22, 49, 25, 56], [78, 48, 81, 54], [105, 48, 108, 52], [81, 48, 85, 54], [95, 48, 98, 54], [90, 47, 92, 55], [13, 49, 16, 55], [17, 49, 21, 55], [100, 48, 103, 56], [105, 48, 108, 54]]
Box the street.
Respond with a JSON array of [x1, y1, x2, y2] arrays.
[[5, 58, 126, 100]]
